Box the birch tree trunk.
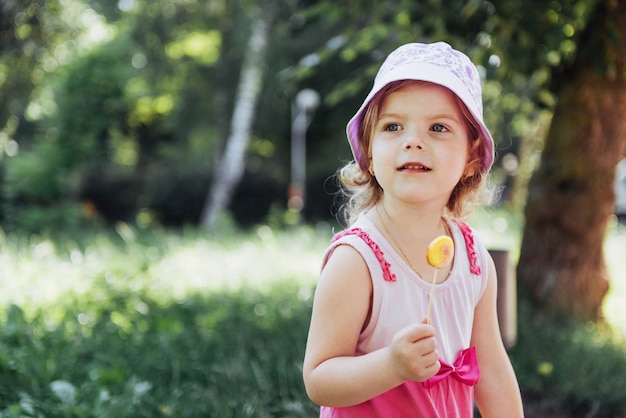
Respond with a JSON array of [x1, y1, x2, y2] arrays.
[[518, 0, 626, 321], [200, 14, 269, 228]]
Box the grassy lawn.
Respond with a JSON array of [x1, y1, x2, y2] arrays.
[[0, 223, 328, 417], [0, 211, 625, 417]]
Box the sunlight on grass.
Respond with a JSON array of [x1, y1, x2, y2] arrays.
[[603, 219, 626, 336], [0, 236, 91, 309], [0, 223, 331, 317], [1, 212, 623, 333], [0, 223, 327, 416], [147, 225, 328, 300]]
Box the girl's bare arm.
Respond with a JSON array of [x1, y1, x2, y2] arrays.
[[303, 245, 440, 407], [471, 255, 524, 417]]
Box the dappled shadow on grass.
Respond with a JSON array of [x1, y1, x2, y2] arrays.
[[0, 282, 320, 417], [509, 301, 626, 418]]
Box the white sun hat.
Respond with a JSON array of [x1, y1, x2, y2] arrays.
[[346, 41, 494, 174]]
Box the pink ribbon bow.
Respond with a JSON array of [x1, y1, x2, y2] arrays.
[[422, 346, 480, 389]]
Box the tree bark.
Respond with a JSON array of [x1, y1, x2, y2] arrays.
[[200, 14, 269, 229], [518, 0, 626, 321]]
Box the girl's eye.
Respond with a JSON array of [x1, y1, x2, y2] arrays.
[[431, 123, 448, 133], [384, 123, 402, 132]]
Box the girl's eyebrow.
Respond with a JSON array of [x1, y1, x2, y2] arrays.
[[377, 112, 403, 120], [429, 112, 462, 122], [378, 111, 461, 123]]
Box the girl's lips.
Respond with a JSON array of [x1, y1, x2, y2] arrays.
[[398, 162, 431, 171]]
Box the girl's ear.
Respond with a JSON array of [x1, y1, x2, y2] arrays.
[[366, 152, 375, 176], [463, 156, 481, 179], [463, 165, 477, 179], [463, 135, 484, 179]]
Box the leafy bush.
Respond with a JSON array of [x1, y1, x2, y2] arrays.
[[510, 301, 626, 417], [140, 157, 212, 226], [1, 141, 89, 233], [77, 163, 140, 223]]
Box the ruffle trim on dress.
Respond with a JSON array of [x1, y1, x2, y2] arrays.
[[332, 228, 396, 282], [451, 220, 482, 275], [331, 221, 482, 280]]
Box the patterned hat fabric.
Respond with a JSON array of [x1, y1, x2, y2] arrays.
[[346, 42, 494, 174]]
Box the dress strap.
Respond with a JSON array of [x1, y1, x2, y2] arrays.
[[450, 220, 482, 275], [331, 228, 396, 282], [331, 221, 482, 280]]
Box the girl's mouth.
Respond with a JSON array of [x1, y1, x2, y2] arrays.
[[398, 163, 431, 171]]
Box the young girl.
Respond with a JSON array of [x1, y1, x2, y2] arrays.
[[303, 42, 524, 417]]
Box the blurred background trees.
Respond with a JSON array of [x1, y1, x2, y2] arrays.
[[0, 0, 564, 229], [1, 0, 625, 320]]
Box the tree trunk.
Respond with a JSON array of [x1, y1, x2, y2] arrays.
[[200, 14, 269, 229], [518, 0, 626, 321]]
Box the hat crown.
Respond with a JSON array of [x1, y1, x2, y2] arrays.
[[376, 42, 483, 115]]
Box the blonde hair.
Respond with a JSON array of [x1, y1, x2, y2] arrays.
[[338, 80, 493, 226]]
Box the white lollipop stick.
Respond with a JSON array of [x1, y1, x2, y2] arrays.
[[425, 236, 454, 324]]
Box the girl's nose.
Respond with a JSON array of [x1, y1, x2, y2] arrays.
[[403, 130, 424, 150]]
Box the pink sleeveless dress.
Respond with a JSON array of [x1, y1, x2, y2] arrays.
[[318, 215, 489, 417]]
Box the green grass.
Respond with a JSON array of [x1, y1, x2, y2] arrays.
[[0, 223, 329, 417], [0, 212, 625, 417]]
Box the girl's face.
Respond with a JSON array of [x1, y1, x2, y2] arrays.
[[369, 82, 470, 207]]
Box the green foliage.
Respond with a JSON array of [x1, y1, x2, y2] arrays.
[[1, 139, 89, 232], [5, 202, 87, 235], [0, 3, 508, 227], [140, 156, 212, 225], [0, 0, 611, 230], [0, 287, 317, 417], [52, 38, 133, 169], [1, 0, 313, 230], [0, 0, 70, 148], [1, 34, 139, 230], [511, 302, 626, 417], [3, 141, 64, 203]]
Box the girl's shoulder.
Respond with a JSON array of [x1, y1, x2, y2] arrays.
[[329, 214, 378, 248], [323, 216, 396, 283]]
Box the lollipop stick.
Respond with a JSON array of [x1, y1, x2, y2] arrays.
[[425, 234, 454, 324], [426, 268, 438, 323]]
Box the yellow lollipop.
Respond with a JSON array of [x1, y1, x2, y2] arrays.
[[425, 236, 454, 323], [426, 236, 454, 269]]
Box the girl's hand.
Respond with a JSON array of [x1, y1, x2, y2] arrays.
[[389, 319, 441, 382]]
